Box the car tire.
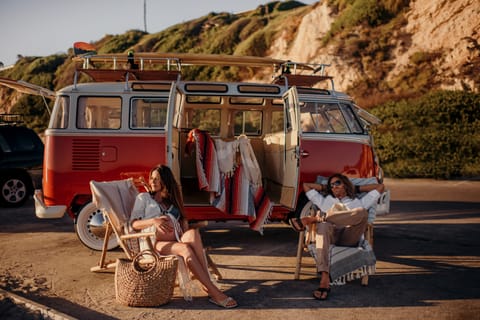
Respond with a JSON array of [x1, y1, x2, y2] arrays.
[[0, 172, 31, 207], [75, 201, 119, 251]]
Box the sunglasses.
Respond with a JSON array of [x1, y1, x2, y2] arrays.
[[330, 180, 343, 188]]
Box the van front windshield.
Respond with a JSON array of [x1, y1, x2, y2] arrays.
[[299, 102, 364, 134], [50, 96, 69, 129]]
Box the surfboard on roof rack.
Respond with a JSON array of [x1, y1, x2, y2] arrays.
[[71, 51, 327, 74]]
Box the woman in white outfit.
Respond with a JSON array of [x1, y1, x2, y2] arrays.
[[290, 173, 384, 300]]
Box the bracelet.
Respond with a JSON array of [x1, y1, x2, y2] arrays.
[[355, 185, 361, 193]]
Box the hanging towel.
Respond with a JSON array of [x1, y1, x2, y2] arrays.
[[214, 139, 239, 177], [238, 135, 262, 186]]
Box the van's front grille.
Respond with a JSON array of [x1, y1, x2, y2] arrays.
[[72, 139, 100, 171]]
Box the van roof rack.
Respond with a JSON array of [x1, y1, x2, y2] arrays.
[[0, 114, 24, 125], [73, 52, 335, 88], [78, 69, 181, 82]]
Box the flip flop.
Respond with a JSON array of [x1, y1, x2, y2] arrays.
[[313, 287, 331, 300], [289, 217, 305, 232], [209, 296, 238, 309]]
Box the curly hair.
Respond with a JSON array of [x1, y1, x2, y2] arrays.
[[326, 173, 355, 198], [150, 165, 185, 218]]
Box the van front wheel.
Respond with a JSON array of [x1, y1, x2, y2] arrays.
[[75, 202, 119, 251]]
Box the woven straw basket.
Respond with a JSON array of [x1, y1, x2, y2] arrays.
[[115, 251, 178, 307]]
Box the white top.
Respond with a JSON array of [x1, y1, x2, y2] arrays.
[[305, 189, 381, 213], [131, 192, 180, 221], [130, 192, 182, 249]]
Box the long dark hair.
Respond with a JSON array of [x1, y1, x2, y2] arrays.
[[326, 173, 355, 198], [150, 165, 185, 218]]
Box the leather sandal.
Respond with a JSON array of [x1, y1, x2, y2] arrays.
[[313, 287, 331, 300]]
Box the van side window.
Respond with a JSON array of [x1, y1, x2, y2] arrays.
[[271, 110, 284, 133], [284, 96, 292, 133], [188, 109, 221, 136], [233, 110, 262, 136], [130, 98, 167, 129], [340, 103, 363, 133], [51, 96, 69, 129], [77, 97, 121, 129]]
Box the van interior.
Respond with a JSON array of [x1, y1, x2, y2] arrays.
[[175, 93, 286, 206]]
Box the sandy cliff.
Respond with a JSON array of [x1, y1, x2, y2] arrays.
[[270, 0, 479, 92]]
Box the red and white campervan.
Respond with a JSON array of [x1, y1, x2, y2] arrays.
[[30, 53, 388, 250]]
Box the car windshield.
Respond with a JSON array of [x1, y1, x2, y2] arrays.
[[0, 127, 41, 152], [299, 102, 364, 134]]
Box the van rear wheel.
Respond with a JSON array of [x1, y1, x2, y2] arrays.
[[75, 202, 118, 251]]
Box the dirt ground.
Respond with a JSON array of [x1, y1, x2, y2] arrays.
[[1, 178, 480, 320]]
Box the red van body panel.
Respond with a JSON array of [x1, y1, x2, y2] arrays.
[[43, 133, 167, 217], [298, 137, 376, 183]]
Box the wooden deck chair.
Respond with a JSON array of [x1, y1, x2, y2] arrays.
[[89, 178, 223, 281], [294, 177, 389, 286], [89, 178, 157, 272], [294, 201, 375, 285]]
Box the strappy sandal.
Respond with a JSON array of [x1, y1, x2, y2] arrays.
[[209, 296, 238, 309], [289, 217, 305, 232], [313, 287, 331, 300]]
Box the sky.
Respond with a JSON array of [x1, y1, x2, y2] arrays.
[[0, 0, 317, 67]]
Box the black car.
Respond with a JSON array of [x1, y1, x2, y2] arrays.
[[0, 122, 44, 207]]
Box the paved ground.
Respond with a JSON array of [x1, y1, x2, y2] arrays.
[[0, 178, 479, 319]]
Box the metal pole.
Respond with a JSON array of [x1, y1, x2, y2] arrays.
[[144, 0, 147, 32]]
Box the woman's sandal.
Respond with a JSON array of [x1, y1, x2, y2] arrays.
[[209, 296, 238, 309], [289, 217, 305, 232], [313, 287, 331, 300]]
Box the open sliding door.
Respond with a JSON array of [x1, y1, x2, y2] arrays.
[[165, 83, 182, 182], [279, 87, 300, 209]]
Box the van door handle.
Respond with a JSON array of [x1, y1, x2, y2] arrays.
[[300, 150, 309, 158]]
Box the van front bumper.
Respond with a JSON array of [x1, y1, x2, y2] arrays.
[[34, 190, 66, 219]]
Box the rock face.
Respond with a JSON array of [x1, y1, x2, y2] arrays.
[[398, 0, 479, 91], [269, 0, 479, 92]]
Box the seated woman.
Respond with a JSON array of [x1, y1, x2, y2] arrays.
[[290, 173, 384, 301], [130, 165, 238, 309]]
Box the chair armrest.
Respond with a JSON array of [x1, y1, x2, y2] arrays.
[[120, 231, 156, 240]]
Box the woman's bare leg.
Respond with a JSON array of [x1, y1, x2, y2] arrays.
[[156, 241, 236, 306], [180, 228, 209, 272]]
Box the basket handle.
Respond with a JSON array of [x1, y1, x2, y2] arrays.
[[133, 250, 158, 272]]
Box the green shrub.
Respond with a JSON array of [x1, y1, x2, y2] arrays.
[[370, 91, 480, 179], [99, 30, 147, 53], [325, 0, 409, 43]]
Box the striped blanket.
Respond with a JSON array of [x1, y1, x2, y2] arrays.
[[308, 239, 376, 285], [211, 163, 272, 233], [186, 129, 220, 194], [187, 129, 272, 232]]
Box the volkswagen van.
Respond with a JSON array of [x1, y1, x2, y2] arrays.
[[30, 53, 387, 250]]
